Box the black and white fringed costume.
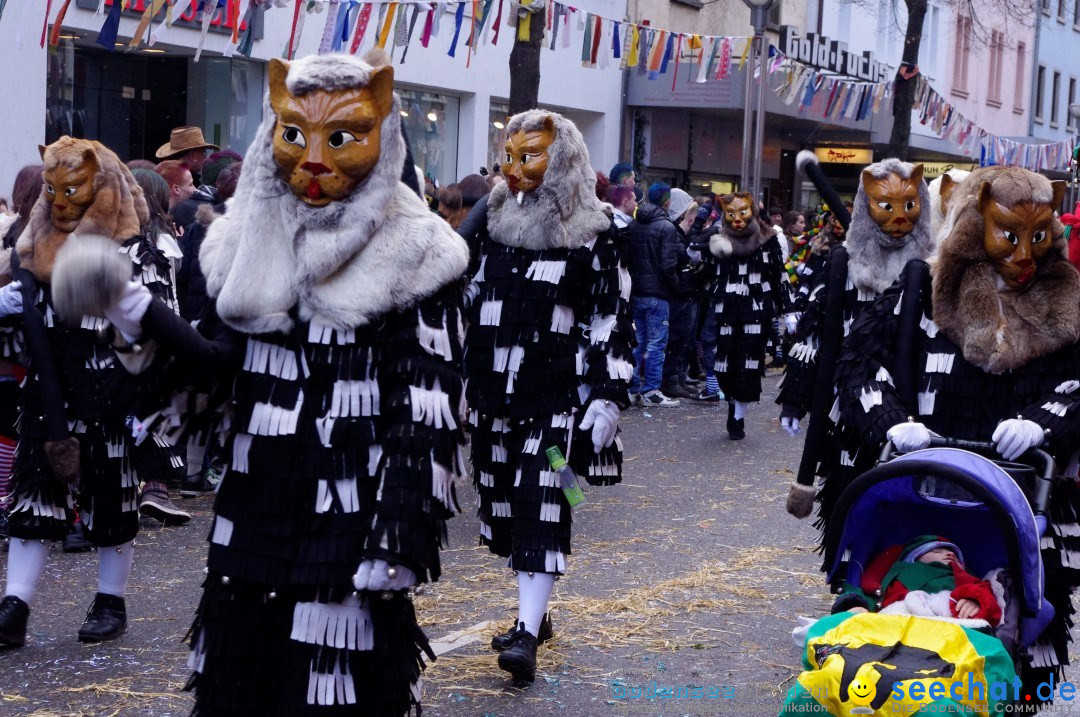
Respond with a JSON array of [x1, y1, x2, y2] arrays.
[[463, 111, 632, 577], [52, 55, 471, 715], [698, 214, 788, 406], [2, 234, 181, 545], [835, 167, 1080, 689], [780, 159, 933, 518]]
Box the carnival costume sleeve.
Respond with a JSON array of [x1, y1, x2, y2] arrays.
[[570, 227, 633, 484], [834, 281, 912, 449], [361, 284, 466, 583]]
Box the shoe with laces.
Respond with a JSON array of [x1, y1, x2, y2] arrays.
[[139, 482, 191, 526], [78, 593, 127, 643], [497, 622, 538, 684], [0, 595, 28, 649], [642, 390, 680, 406], [491, 613, 553, 652]]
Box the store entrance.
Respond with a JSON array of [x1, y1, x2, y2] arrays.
[[48, 44, 188, 163]]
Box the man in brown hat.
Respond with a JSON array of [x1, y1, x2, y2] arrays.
[[155, 126, 219, 185]]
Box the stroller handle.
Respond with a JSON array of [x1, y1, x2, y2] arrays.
[[879, 437, 1058, 520]]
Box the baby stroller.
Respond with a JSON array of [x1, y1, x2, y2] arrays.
[[782, 437, 1060, 716]]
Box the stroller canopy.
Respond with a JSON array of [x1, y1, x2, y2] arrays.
[[824, 448, 1044, 616]]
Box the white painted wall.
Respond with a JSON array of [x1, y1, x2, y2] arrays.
[[1031, 6, 1080, 141], [0, 2, 50, 204]]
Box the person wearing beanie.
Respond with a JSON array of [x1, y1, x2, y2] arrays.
[[831, 535, 1003, 626], [662, 189, 703, 399]]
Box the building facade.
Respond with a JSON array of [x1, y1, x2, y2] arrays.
[[1030, 0, 1080, 144], [0, 0, 627, 199]]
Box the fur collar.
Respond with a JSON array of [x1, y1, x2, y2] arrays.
[[847, 226, 932, 295], [201, 57, 468, 334], [486, 180, 612, 251], [709, 220, 771, 258], [931, 259, 1080, 374]]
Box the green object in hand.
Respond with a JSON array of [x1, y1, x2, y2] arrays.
[[546, 445, 585, 507]]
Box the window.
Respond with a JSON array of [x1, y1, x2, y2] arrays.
[[987, 30, 1004, 106], [1070, 78, 1078, 128], [1059, 0, 1067, 20], [952, 14, 972, 95], [1075, 0, 1080, 28], [1036, 65, 1046, 122], [1052, 71, 1062, 126], [1015, 42, 1027, 113], [398, 88, 459, 187], [1042, 0, 1051, 15]]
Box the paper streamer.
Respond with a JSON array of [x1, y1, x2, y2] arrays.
[[349, 1, 373, 53], [194, 0, 220, 62], [447, 0, 463, 56], [128, 0, 168, 48], [318, 0, 342, 54], [151, 0, 199, 45], [48, 0, 75, 47]]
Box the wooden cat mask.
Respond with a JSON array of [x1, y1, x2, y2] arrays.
[[862, 164, 924, 239], [978, 178, 1066, 289], [267, 58, 394, 207], [501, 115, 555, 195], [720, 192, 756, 233]]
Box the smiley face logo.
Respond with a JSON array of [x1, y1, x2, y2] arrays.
[[847, 664, 879, 714]]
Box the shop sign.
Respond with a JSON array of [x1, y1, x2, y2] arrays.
[[779, 26, 891, 83], [74, 0, 262, 39], [918, 162, 978, 178], [814, 147, 874, 164]]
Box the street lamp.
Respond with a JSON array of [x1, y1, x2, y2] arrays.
[[740, 0, 776, 205]]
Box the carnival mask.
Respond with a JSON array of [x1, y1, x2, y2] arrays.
[[268, 58, 394, 207], [40, 145, 97, 232], [863, 166, 924, 240], [721, 193, 756, 233], [501, 116, 555, 195], [978, 180, 1065, 290]]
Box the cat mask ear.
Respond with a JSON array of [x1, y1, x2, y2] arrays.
[[268, 58, 291, 116]]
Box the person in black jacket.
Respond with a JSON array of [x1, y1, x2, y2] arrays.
[[626, 183, 683, 406], [177, 162, 241, 324]]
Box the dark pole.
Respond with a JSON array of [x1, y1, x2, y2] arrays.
[[886, 0, 928, 160], [508, 9, 545, 115]]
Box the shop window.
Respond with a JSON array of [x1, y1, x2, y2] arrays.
[[398, 88, 460, 188], [489, 102, 511, 177]]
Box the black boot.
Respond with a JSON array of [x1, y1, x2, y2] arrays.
[[0, 595, 29, 649], [78, 593, 127, 643], [726, 402, 745, 440], [491, 613, 553, 651], [497, 622, 538, 684]]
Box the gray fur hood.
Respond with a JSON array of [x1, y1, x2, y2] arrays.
[[200, 54, 468, 335], [486, 110, 612, 251]]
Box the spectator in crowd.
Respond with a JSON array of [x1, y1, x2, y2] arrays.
[[154, 126, 219, 185], [626, 182, 683, 406], [437, 183, 465, 228], [609, 162, 636, 189], [606, 185, 636, 229], [768, 206, 784, 227], [127, 159, 156, 171], [595, 170, 611, 203], [170, 150, 241, 230], [458, 173, 491, 217], [155, 160, 195, 217], [661, 189, 704, 399]]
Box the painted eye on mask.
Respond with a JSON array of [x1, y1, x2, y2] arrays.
[[905, 200, 916, 211], [877, 201, 893, 211], [521, 154, 533, 164], [282, 126, 306, 148], [1004, 231, 1019, 245], [328, 131, 356, 149], [65, 187, 77, 197], [505, 153, 512, 164], [45, 185, 55, 195], [1032, 230, 1047, 243]]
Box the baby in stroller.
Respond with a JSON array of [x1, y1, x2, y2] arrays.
[[832, 535, 1002, 626]]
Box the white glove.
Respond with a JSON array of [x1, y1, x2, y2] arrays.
[[104, 281, 152, 343], [353, 559, 417, 592], [781, 416, 801, 437], [886, 422, 932, 452], [992, 419, 1046, 461], [783, 313, 798, 335], [578, 400, 620, 454], [0, 281, 22, 318]]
